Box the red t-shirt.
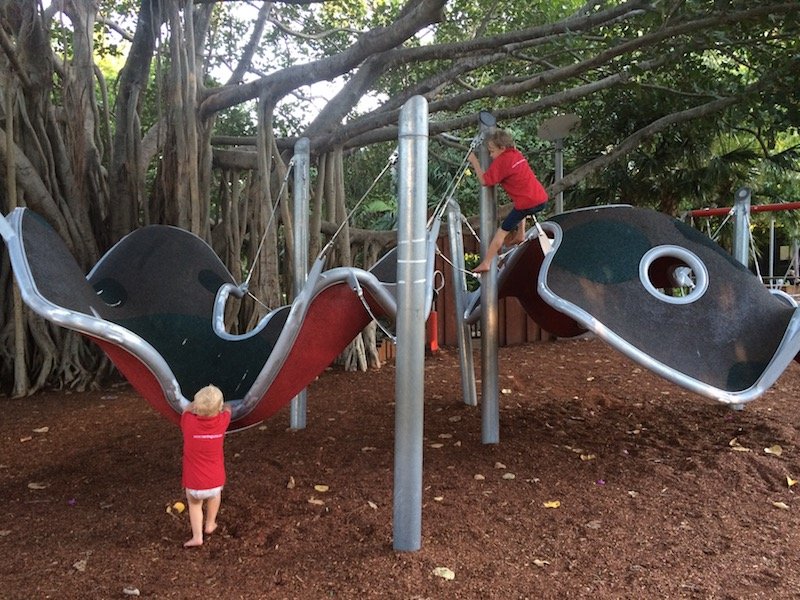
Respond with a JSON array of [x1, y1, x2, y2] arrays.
[[483, 147, 548, 210], [181, 410, 231, 490]]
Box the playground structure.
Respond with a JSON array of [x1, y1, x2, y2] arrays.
[[3, 96, 800, 551], [1, 96, 435, 551]]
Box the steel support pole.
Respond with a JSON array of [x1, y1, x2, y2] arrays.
[[289, 138, 310, 430], [769, 216, 775, 285], [446, 199, 478, 407], [393, 96, 428, 552], [733, 187, 751, 267], [478, 115, 499, 444]]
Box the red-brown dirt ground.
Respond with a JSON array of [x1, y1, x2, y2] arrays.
[[1, 336, 799, 599]]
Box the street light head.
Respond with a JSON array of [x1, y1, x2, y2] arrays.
[[537, 113, 581, 141], [479, 110, 496, 128]]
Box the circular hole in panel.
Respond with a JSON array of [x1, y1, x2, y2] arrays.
[[639, 246, 708, 305]]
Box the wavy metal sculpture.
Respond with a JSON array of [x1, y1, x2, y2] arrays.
[[1, 207, 438, 430], [467, 205, 800, 405]]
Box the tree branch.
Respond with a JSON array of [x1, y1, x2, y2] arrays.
[[198, 0, 446, 117]]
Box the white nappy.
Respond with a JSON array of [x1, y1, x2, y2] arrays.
[[186, 486, 223, 500]]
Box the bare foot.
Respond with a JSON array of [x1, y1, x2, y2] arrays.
[[184, 538, 203, 548], [204, 523, 218, 536]]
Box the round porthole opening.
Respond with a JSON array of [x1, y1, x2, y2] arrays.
[[639, 246, 708, 305]]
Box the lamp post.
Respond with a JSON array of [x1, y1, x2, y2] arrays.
[[537, 114, 580, 215]]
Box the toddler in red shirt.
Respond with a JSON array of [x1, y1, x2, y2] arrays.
[[181, 384, 232, 547], [467, 129, 549, 273]]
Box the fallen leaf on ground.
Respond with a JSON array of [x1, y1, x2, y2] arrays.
[[19, 436, 32, 443], [308, 498, 325, 506], [367, 501, 377, 510], [73, 559, 87, 572], [730, 445, 752, 453], [27, 482, 49, 490], [502, 473, 516, 480], [314, 485, 329, 493], [543, 500, 561, 509], [772, 501, 790, 510], [532, 559, 550, 567], [787, 476, 797, 488], [286, 476, 296, 489], [474, 474, 485, 480], [494, 462, 506, 469], [765, 445, 783, 457], [33, 427, 49, 433], [432, 567, 455, 580], [122, 587, 141, 597], [580, 454, 596, 461]]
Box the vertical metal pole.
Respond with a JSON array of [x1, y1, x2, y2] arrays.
[[393, 96, 428, 552], [732, 187, 751, 267], [289, 138, 310, 429], [554, 138, 564, 215], [445, 200, 478, 407], [769, 216, 775, 287], [478, 117, 499, 445]]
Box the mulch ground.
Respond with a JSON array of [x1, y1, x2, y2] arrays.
[[1, 336, 799, 599]]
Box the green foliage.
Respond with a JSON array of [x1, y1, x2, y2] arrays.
[[344, 143, 399, 230], [214, 102, 258, 137], [464, 252, 481, 290]]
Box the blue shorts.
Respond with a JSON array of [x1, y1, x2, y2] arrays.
[[501, 204, 546, 232]]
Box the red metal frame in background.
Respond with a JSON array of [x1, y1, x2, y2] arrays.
[[686, 202, 800, 218]]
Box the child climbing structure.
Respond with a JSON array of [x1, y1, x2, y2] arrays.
[[4, 98, 800, 552], [443, 114, 800, 415]]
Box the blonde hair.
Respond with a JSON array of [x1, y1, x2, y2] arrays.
[[486, 129, 516, 150], [191, 385, 224, 417]]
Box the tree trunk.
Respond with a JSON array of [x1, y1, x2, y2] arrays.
[[109, 0, 162, 241], [363, 241, 382, 370]]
